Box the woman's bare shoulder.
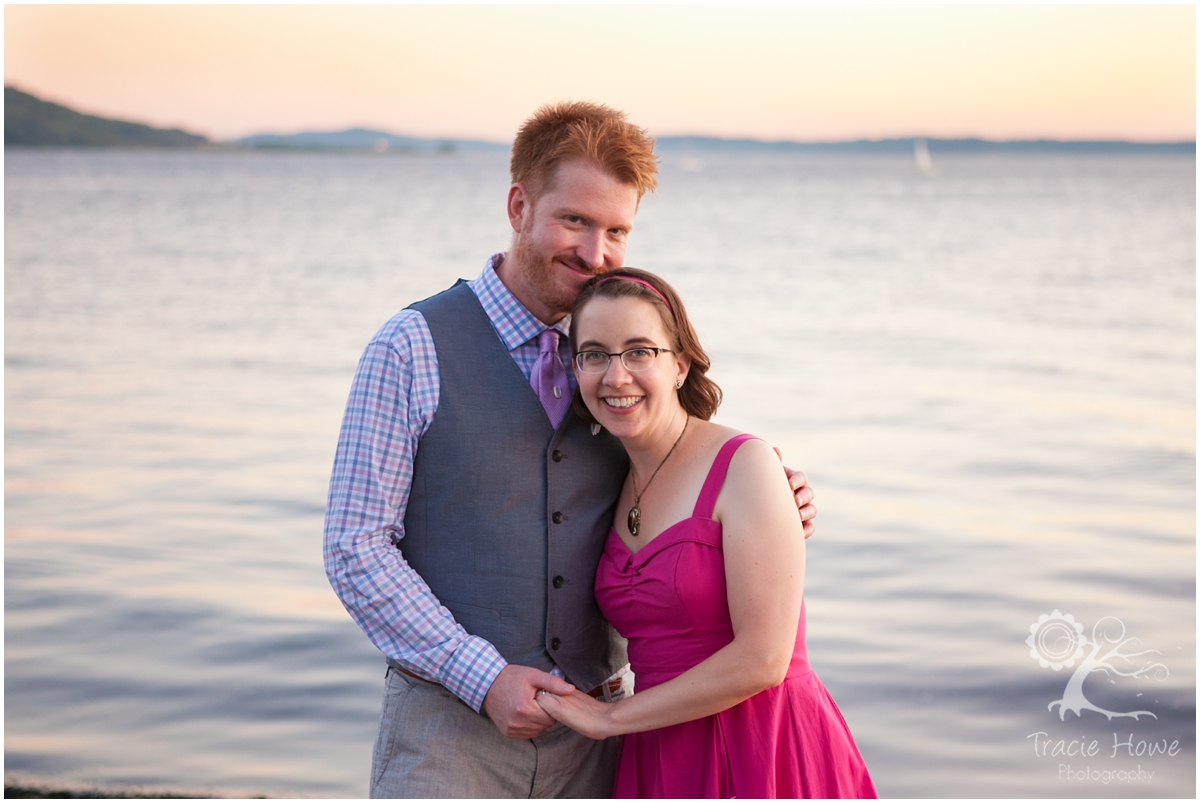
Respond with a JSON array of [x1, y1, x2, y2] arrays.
[[725, 434, 784, 476], [705, 427, 789, 502], [695, 422, 758, 447]]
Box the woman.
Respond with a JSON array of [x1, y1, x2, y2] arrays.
[[536, 268, 876, 799]]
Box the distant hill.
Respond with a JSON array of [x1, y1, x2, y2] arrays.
[[235, 128, 508, 154], [8, 85, 1190, 156], [235, 129, 1194, 156], [5, 86, 209, 148]]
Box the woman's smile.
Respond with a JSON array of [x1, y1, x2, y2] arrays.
[[601, 394, 645, 411]]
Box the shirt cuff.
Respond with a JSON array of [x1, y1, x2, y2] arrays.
[[439, 636, 508, 713]]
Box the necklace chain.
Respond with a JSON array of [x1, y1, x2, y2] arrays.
[[627, 415, 690, 537]]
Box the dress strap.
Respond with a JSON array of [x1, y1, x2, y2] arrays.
[[692, 434, 761, 519]]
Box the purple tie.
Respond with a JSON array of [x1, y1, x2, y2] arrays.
[[532, 329, 570, 428]]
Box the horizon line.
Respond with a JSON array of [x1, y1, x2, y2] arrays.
[[235, 127, 1197, 147]]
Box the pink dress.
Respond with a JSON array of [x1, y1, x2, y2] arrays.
[[595, 434, 877, 799]]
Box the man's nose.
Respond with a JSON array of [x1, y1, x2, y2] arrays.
[[576, 230, 612, 271]]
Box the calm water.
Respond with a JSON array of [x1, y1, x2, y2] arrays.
[[5, 148, 1195, 798]]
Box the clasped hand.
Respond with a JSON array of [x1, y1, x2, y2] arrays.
[[482, 664, 575, 739], [483, 664, 614, 741], [535, 687, 615, 741]]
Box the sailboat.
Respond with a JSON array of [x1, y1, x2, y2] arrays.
[[914, 138, 937, 176]]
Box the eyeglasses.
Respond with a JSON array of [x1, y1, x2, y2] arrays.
[[573, 347, 674, 374]]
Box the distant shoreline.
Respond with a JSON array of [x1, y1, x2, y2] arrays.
[[655, 136, 1196, 155], [5, 141, 1194, 157]]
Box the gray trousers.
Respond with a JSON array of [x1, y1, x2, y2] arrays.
[[370, 668, 623, 798]]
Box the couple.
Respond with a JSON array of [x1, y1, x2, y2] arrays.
[[324, 101, 874, 798]]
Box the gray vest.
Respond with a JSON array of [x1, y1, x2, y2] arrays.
[[396, 281, 629, 693]]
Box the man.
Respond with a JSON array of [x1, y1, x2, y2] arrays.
[[324, 101, 815, 798]]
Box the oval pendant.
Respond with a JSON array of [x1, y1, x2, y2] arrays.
[[628, 505, 641, 537]]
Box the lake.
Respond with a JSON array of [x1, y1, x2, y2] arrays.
[[5, 147, 1194, 797]]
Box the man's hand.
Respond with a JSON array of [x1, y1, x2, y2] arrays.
[[775, 448, 816, 539], [482, 664, 575, 739]]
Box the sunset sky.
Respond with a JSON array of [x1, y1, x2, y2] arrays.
[[5, 4, 1195, 143]]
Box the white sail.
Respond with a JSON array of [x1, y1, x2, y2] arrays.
[[914, 138, 937, 176]]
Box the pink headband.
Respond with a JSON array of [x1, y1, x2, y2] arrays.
[[595, 276, 672, 312]]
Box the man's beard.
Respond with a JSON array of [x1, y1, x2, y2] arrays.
[[510, 229, 586, 317]]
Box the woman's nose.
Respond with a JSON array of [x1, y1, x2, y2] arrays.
[[603, 356, 633, 386]]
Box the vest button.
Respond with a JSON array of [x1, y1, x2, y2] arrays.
[[553, 575, 564, 588], [552, 450, 563, 462], [552, 511, 564, 524], [551, 637, 562, 650]]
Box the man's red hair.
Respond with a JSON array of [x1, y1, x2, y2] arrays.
[[510, 101, 658, 202]]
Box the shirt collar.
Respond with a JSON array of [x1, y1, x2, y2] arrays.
[[471, 253, 569, 351]]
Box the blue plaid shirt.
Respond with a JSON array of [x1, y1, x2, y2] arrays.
[[323, 254, 574, 712]]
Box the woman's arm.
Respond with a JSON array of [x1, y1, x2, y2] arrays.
[[537, 437, 807, 739]]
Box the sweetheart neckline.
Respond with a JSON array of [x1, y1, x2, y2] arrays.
[[606, 516, 722, 565]]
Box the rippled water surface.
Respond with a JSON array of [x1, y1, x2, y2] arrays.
[[6, 148, 1194, 797]]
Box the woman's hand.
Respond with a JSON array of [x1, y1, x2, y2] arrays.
[[535, 688, 615, 741]]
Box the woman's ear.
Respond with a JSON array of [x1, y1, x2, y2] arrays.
[[674, 352, 692, 387]]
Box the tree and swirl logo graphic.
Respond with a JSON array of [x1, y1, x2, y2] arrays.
[[1027, 610, 1168, 721]]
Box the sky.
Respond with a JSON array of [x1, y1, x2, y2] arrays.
[[4, 4, 1196, 144]]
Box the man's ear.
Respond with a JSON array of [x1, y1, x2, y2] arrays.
[[507, 183, 529, 233]]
